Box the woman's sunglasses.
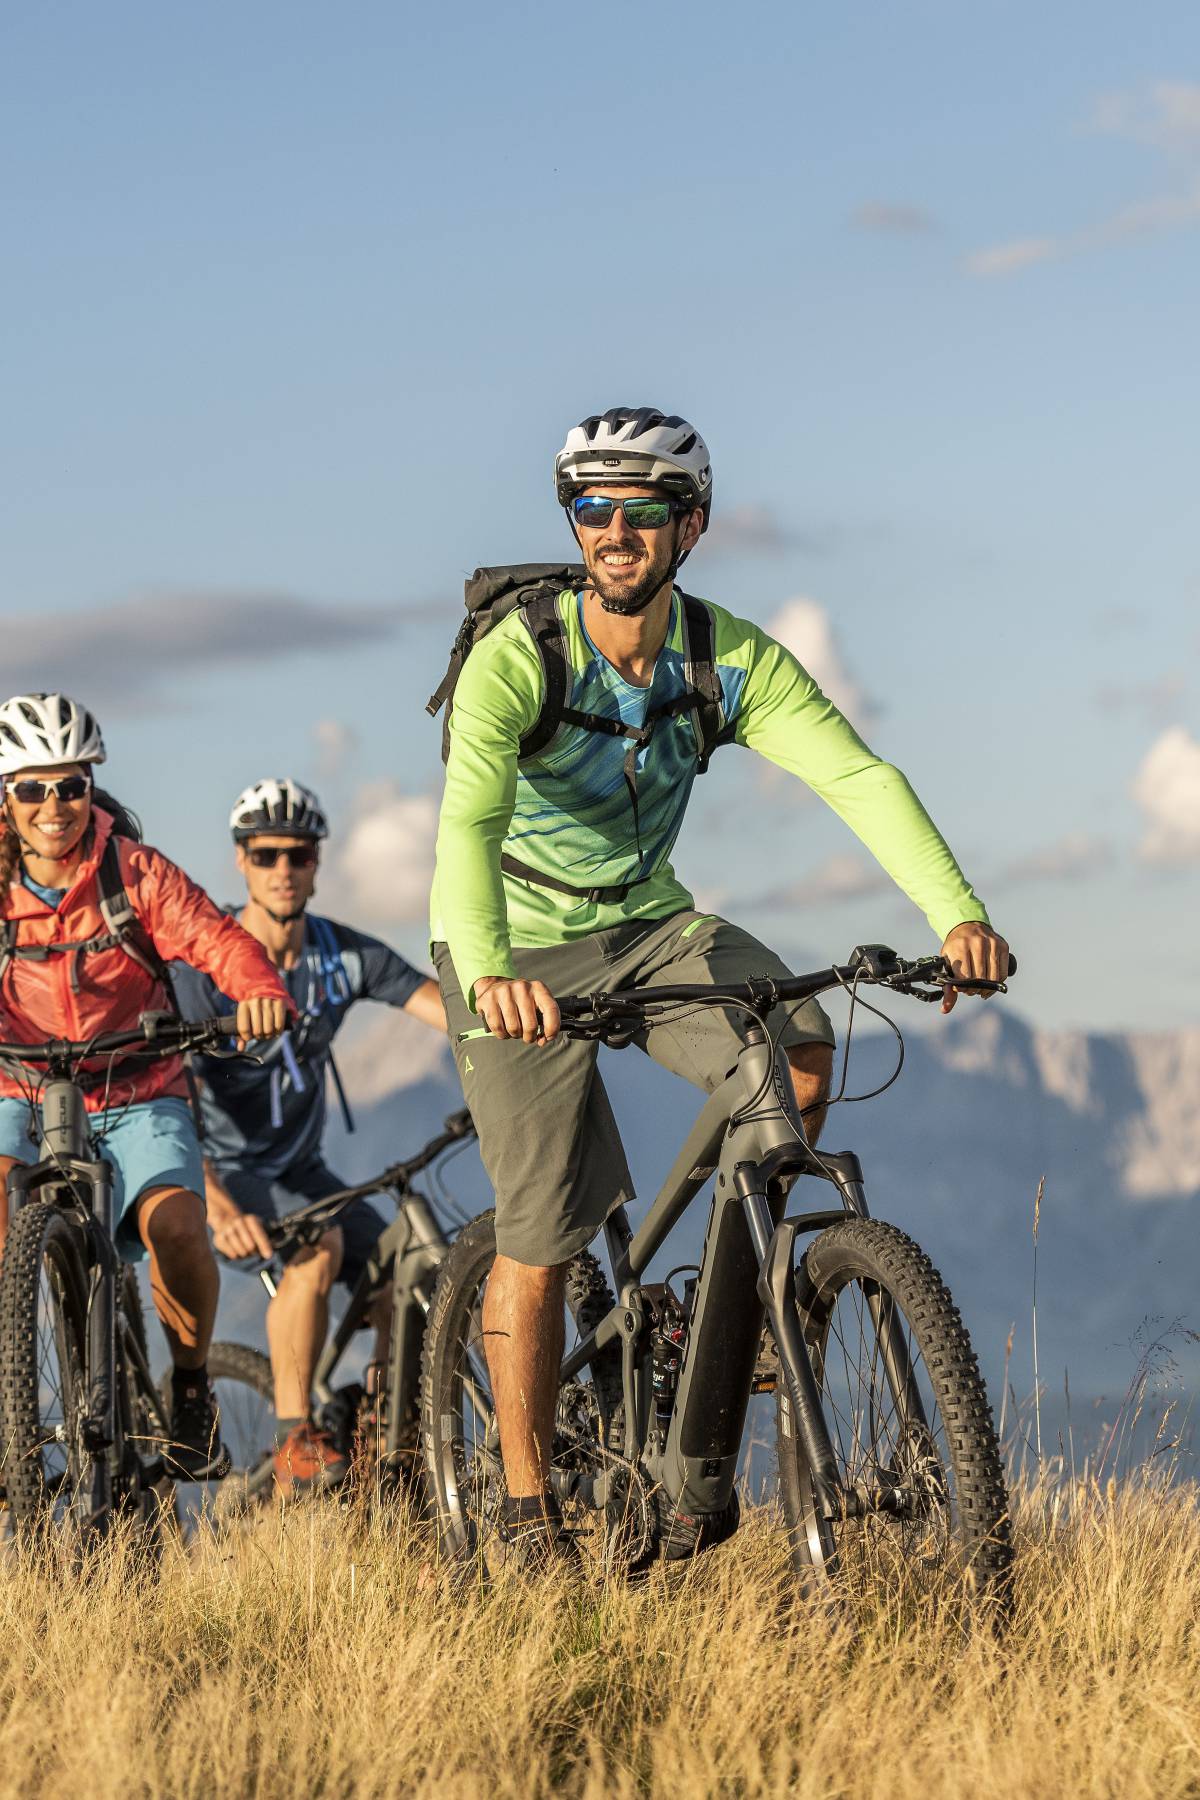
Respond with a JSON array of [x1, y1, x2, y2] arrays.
[[7, 774, 92, 804], [245, 845, 319, 870], [570, 494, 681, 531]]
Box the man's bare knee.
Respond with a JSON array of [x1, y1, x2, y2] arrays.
[[139, 1186, 210, 1259], [282, 1226, 342, 1293], [787, 1042, 834, 1141]]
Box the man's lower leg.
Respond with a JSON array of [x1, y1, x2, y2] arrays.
[[482, 1254, 566, 1499], [267, 1252, 334, 1421]]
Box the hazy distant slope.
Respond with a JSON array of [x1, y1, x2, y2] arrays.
[[212, 1003, 1200, 1418]]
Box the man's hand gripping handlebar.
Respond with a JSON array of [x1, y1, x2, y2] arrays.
[[461, 947, 1016, 1049]]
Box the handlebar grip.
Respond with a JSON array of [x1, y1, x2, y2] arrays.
[[213, 1014, 240, 1036], [1007, 955, 1018, 978]]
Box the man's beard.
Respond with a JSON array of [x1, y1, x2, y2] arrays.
[[588, 545, 672, 615]]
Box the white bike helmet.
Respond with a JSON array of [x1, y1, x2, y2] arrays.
[[229, 777, 329, 843], [0, 692, 107, 778], [554, 407, 713, 527]]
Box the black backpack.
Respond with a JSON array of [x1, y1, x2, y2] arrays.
[[426, 564, 727, 905]]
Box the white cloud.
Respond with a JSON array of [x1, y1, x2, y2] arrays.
[[997, 831, 1113, 887], [764, 597, 874, 725], [966, 237, 1058, 277], [313, 717, 358, 776], [1090, 81, 1200, 155], [322, 780, 438, 922], [1094, 674, 1186, 719], [1132, 727, 1200, 866], [758, 852, 891, 911], [967, 183, 1200, 277], [853, 201, 937, 235], [704, 506, 797, 556], [968, 81, 1200, 278]]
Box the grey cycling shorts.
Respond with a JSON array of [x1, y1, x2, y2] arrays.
[[434, 910, 834, 1267]]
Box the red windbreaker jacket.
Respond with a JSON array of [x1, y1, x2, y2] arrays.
[[0, 807, 290, 1111]]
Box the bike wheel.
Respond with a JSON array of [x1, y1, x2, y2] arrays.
[[200, 1342, 275, 1519], [777, 1218, 1011, 1602], [0, 1204, 96, 1539], [118, 1269, 179, 1548], [421, 1210, 626, 1569]]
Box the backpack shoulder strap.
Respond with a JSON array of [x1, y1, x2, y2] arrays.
[[0, 918, 14, 984], [515, 588, 571, 762], [677, 593, 725, 773], [95, 837, 166, 983]]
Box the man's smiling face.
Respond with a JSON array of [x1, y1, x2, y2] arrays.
[[574, 484, 702, 615]]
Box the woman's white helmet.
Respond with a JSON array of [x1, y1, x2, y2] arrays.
[[555, 407, 713, 526], [230, 777, 328, 843], [0, 692, 106, 778]]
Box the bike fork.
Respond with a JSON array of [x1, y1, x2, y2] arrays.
[[736, 1175, 844, 1520], [83, 1180, 118, 1529]]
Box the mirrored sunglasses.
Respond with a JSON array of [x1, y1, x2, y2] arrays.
[[570, 494, 679, 531]]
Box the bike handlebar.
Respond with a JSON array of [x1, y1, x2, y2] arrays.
[[0, 1012, 241, 1067], [262, 1107, 476, 1251], [552, 946, 1016, 1033]]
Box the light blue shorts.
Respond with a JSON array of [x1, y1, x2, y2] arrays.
[[0, 1095, 205, 1263]]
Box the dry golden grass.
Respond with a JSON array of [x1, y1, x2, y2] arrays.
[[0, 1475, 1197, 1799]]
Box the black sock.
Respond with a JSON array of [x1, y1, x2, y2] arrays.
[[503, 1492, 560, 1528], [172, 1364, 208, 1396]]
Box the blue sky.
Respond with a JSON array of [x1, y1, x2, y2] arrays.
[[4, 1, 1198, 1030]]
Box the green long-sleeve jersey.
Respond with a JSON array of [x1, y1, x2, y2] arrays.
[[431, 590, 989, 1007]]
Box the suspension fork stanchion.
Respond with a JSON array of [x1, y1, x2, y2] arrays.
[[384, 1195, 448, 1464], [863, 1281, 931, 1436], [83, 1166, 118, 1476], [737, 1171, 844, 1519]]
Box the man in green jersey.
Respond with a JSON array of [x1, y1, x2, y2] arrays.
[[431, 406, 1010, 1566]]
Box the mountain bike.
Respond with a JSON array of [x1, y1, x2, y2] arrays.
[[205, 1107, 475, 1513], [422, 944, 1016, 1600], [0, 1011, 239, 1546]]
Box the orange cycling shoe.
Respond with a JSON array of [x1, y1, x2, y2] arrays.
[[273, 1421, 351, 1492]]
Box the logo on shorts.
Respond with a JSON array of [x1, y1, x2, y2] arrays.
[[463, 1055, 475, 1075]]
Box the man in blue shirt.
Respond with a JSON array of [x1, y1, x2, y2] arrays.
[[172, 778, 446, 1489]]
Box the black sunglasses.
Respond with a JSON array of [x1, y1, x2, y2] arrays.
[[245, 845, 318, 870], [8, 774, 92, 804], [570, 494, 681, 531]]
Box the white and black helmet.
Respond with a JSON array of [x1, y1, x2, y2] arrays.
[[555, 407, 713, 526], [0, 692, 107, 778], [229, 777, 329, 843]]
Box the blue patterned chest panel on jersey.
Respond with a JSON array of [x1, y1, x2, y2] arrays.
[[505, 594, 748, 885]]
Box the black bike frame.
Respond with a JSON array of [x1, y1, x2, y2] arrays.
[[558, 1017, 901, 1521], [238, 1113, 472, 1494], [8, 1079, 136, 1521]]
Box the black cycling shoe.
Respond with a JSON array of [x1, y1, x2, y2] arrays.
[[497, 1494, 582, 1578], [657, 1487, 741, 1561], [164, 1375, 232, 1480]]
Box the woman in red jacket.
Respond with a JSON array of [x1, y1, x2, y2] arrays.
[[0, 692, 291, 1477]]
